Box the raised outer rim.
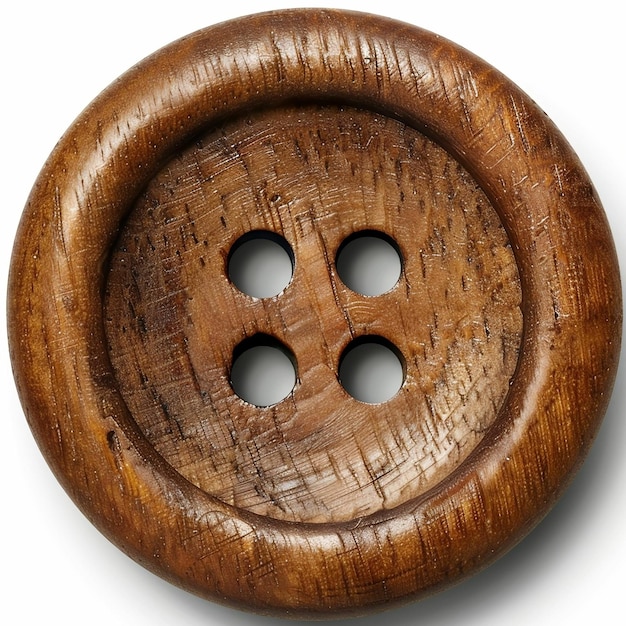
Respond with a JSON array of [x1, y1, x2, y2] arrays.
[[7, 9, 621, 617]]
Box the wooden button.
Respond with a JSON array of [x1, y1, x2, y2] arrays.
[[7, 9, 621, 617]]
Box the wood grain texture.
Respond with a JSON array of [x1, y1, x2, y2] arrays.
[[7, 8, 621, 617], [105, 104, 522, 523]]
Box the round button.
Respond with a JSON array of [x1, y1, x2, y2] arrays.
[[7, 9, 621, 618]]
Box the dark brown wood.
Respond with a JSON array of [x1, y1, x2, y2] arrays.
[[105, 104, 523, 523], [7, 9, 621, 617]]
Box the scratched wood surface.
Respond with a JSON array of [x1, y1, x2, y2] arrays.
[[8, 9, 621, 617], [105, 105, 522, 523]]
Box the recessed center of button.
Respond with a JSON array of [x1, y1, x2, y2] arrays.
[[104, 104, 522, 524]]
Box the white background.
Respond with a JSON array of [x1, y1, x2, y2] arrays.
[[2, 1, 624, 624]]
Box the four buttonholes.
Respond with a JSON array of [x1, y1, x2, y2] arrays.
[[227, 230, 405, 407]]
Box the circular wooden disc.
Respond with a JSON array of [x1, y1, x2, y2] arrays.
[[8, 9, 621, 617]]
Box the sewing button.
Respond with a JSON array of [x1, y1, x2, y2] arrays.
[[8, 9, 621, 618]]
